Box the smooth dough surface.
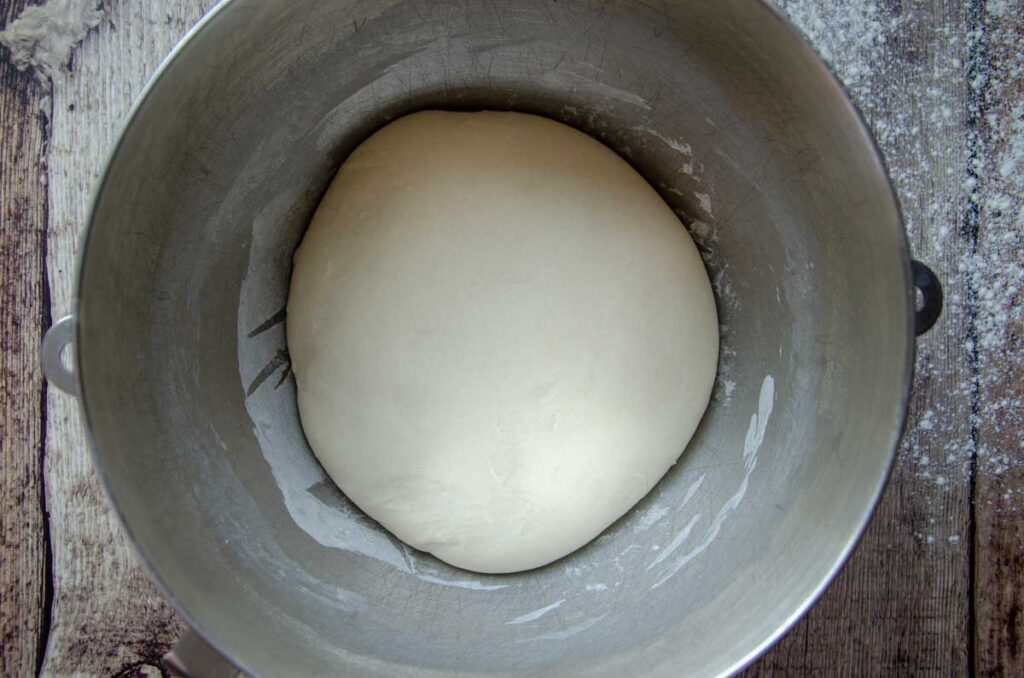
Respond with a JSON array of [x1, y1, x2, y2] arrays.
[[288, 111, 719, 574]]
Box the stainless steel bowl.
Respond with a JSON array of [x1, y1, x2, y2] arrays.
[[42, 0, 942, 675]]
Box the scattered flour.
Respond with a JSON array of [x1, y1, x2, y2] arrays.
[[774, 0, 1024, 520], [505, 599, 566, 625], [0, 0, 104, 77]]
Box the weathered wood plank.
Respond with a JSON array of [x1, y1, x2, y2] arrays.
[[35, 0, 215, 674], [972, 1, 1024, 675], [749, 0, 975, 673], [0, 1, 48, 673]]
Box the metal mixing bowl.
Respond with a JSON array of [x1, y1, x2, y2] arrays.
[[42, 0, 943, 675]]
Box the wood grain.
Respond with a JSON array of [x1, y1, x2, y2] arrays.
[[0, 1, 49, 674], [973, 1, 1024, 675], [38, 1, 214, 674]]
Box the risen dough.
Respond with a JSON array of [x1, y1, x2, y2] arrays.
[[288, 111, 718, 574]]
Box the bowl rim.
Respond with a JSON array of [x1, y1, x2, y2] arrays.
[[69, 0, 916, 675]]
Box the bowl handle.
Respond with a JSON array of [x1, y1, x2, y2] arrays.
[[912, 260, 943, 336], [163, 629, 242, 678], [41, 315, 80, 396], [42, 318, 240, 675]]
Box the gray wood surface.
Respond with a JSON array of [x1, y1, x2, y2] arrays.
[[0, 0, 1019, 675], [0, 2, 48, 675], [971, 3, 1024, 676]]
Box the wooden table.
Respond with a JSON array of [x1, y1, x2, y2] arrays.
[[1, 0, 1020, 675]]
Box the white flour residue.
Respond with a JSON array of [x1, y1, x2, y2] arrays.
[[720, 378, 737, 403], [556, 472, 706, 592], [772, 0, 888, 96], [694, 191, 714, 217], [649, 375, 775, 589], [562, 562, 589, 579], [633, 503, 671, 531], [943, 11, 1024, 500], [635, 127, 695, 175], [0, 0, 104, 77], [634, 473, 705, 534], [506, 614, 609, 645], [744, 377, 775, 464], [645, 513, 701, 571], [678, 472, 707, 509], [685, 220, 735, 412], [506, 598, 566, 625], [634, 126, 693, 156], [540, 69, 651, 110], [413, 574, 508, 591], [242, 381, 413, 572]]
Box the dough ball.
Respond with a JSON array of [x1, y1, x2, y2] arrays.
[[287, 111, 718, 574]]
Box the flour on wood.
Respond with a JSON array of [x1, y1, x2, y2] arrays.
[[901, 0, 1024, 509], [780, 0, 1023, 513], [0, 0, 103, 77]]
